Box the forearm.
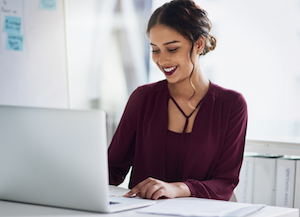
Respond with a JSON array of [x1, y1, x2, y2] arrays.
[[184, 178, 238, 200]]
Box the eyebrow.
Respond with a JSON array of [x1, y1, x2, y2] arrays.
[[150, 40, 180, 46]]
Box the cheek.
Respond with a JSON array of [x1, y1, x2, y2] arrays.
[[176, 49, 191, 62], [177, 53, 192, 67], [151, 55, 161, 69], [152, 54, 158, 63], [178, 53, 194, 73]]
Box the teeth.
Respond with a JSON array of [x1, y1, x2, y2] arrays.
[[164, 66, 176, 72]]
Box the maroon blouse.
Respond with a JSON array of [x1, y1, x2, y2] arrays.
[[108, 80, 248, 201]]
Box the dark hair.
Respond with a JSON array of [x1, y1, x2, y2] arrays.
[[146, 0, 216, 56]]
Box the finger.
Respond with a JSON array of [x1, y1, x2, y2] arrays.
[[152, 188, 165, 200], [145, 184, 161, 199], [138, 178, 161, 198], [137, 181, 154, 198], [124, 178, 153, 197], [124, 190, 136, 197], [124, 187, 141, 197]]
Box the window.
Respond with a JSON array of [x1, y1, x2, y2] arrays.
[[150, 0, 300, 143], [66, 0, 300, 143]]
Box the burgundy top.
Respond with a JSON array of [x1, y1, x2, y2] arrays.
[[108, 80, 248, 200]]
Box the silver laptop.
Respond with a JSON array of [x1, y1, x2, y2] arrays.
[[0, 105, 155, 213]]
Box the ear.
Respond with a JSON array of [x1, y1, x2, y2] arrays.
[[194, 36, 205, 55]]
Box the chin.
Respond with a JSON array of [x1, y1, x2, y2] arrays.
[[165, 77, 180, 84], [166, 76, 188, 84]]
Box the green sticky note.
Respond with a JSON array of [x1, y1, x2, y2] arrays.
[[40, 0, 57, 10], [6, 34, 23, 51], [4, 16, 21, 34]]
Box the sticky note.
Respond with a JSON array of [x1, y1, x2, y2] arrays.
[[40, 0, 57, 10], [6, 34, 23, 51], [4, 16, 21, 34]]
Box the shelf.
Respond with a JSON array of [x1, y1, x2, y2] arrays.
[[245, 140, 300, 156]]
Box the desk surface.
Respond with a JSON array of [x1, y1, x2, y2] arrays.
[[0, 200, 298, 217], [0, 186, 298, 217]]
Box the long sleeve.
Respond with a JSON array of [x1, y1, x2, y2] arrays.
[[108, 80, 170, 189], [183, 93, 248, 200], [108, 88, 140, 186]]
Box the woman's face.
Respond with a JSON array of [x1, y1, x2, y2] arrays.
[[149, 24, 198, 84]]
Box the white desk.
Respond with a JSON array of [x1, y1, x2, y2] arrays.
[[0, 186, 298, 217], [0, 199, 298, 217]]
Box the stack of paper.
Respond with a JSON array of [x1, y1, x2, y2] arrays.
[[138, 198, 265, 217]]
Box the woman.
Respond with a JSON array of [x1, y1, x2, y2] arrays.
[[108, 0, 247, 201]]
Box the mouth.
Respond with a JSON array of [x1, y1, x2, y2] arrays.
[[162, 66, 178, 76]]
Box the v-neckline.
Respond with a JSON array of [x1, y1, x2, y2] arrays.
[[165, 80, 211, 134], [169, 95, 202, 118]]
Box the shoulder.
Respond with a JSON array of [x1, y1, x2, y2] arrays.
[[126, 80, 168, 108], [208, 82, 247, 116], [208, 82, 246, 105], [136, 79, 167, 93], [131, 80, 168, 98]]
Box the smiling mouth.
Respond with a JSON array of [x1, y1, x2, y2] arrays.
[[162, 66, 178, 76]]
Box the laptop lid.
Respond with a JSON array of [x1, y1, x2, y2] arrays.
[[0, 105, 111, 212]]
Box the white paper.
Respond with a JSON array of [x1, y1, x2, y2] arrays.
[[109, 185, 129, 197], [138, 198, 265, 217]]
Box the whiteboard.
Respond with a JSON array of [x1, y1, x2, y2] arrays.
[[0, 0, 69, 109]]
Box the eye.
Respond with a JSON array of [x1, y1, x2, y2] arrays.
[[168, 48, 179, 52], [151, 50, 160, 53]]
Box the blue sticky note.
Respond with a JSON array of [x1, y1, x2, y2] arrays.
[[40, 0, 57, 10], [4, 16, 21, 34], [6, 34, 23, 51]]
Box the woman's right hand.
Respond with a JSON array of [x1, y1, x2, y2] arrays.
[[124, 177, 191, 200]]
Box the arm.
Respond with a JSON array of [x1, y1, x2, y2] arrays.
[[184, 93, 248, 200], [108, 88, 140, 186]]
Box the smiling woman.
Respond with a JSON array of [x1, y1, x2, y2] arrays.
[[108, 0, 247, 201]]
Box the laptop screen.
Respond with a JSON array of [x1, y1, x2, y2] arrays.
[[0, 105, 110, 212]]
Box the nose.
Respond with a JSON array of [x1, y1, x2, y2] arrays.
[[156, 51, 170, 67]]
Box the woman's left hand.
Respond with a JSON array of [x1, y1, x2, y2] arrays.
[[124, 177, 191, 200]]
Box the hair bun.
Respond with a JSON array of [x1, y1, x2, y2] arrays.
[[147, 0, 217, 56]]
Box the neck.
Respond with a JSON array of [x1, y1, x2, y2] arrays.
[[168, 67, 209, 100]]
